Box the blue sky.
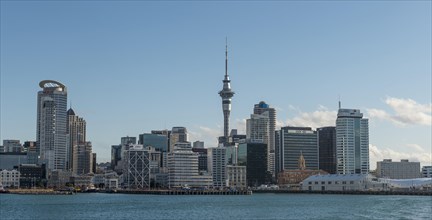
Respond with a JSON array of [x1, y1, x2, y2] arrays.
[[1, 1, 431, 168]]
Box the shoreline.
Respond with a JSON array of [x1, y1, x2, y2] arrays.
[[2, 189, 431, 196]]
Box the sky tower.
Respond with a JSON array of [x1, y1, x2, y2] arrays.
[[218, 40, 235, 145]]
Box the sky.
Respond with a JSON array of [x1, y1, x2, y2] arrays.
[[1, 1, 431, 169]]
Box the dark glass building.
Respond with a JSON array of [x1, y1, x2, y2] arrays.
[[139, 133, 168, 152], [192, 148, 208, 172], [239, 142, 269, 187], [317, 126, 336, 174], [17, 164, 47, 188], [111, 145, 122, 170], [121, 136, 136, 145], [278, 126, 318, 170]]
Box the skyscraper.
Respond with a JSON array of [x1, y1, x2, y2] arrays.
[[36, 80, 67, 171], [336, 108, 369, 174], [169, 127, 188, 152], [66, 108, 86, 171], [277, 126, 319, 171], [317, 126, 337, 174], [74, 142, 92, 175], [253, 101, 276, 174], [123, 145, 151, 189], [218, 42, 235, 145]]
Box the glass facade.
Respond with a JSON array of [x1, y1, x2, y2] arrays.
[[317, 127, 336, 174], [246, 143, 268, 187], [280, 127, 319, 170]]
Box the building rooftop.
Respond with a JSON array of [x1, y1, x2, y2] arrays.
[[304, 174, 371, 182]]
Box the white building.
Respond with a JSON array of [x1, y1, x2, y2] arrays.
[[421, 166, 432, 178], [377, 159, 420, 179], [210, 147, 227, 188], [37, 80, 68, 171], [301, 174, 386, 191], [123, 145, 151, 189], [226, 165, 246, 189], [336, 108, 369, 174], [168, 142, 212, 188], [0, 170, 20, 188]]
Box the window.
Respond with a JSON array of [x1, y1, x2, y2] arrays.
[[328, 181, 332, 184], [350, 181, 354, 184], [315, 182, 318, 185], [342, 181, 347, 184], [321, 181, 325, 184], [335, 181, 339, 184]]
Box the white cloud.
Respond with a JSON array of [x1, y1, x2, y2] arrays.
[[369, 144, 432, 170], [406, 143, 425, 152], [235, 118, 247, 135], [367, 97, 431, 126], [188, 126, 221, 148], [283, 109, 337, 129]]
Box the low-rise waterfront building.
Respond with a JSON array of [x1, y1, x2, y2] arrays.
[[70, 175, 93, 189], [301, 174, 387, 191], [105, 178, 119, 189], [0, 169, 20, 188], [18, 164, 47, 188], [278, 170, 328, 188], [376, 159, 420, 179], [226, 165, 246, 189], [47, 170, 71, 188]]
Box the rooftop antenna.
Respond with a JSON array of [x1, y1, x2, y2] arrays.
[[225, 37, 228, 78], [338, 95, 341, 109]]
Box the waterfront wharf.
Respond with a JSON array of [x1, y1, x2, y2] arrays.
[[5, 189, 74, 195], [115, 189, 252, 195], [253, 189, 432, 196]]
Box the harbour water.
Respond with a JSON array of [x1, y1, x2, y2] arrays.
[[1, 193, 431, 219]]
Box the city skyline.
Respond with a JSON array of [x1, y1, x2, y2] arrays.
[[1, 1, 431, 168]]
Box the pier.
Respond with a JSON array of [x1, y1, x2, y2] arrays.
[[115, 189, 252, 195]]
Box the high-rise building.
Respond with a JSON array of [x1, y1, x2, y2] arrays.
[[209, 147, 227, 188], [36, 80, 67, 171], [139, 133, 168, 152], [23, 141, 37, 153], [376, 159, 420, 179], [92, 153, 97, 174], [246, 112, 269, 144], [24, 141, 38, 164], [192, 148, 208, 172], [275, 130, 282, 176], [246, 109, 275, 175], [238, 142, 268, 187], [167, 142, 212, 188], [123, 145, 151, 189], [336, 108, 369, 174], [66, 108, 86, 171], [111, 145, 122, 170], [317, 126, 337, 174], [169, 127, 188, 152], [218, 42, 235, 145], [121, 136, 136, 145], [74, 142, 92, 175], [277, 126, 319, 171], [253, 101, 276, 175], [2, 140, 22, 153], [193, 141, 204, 149]]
